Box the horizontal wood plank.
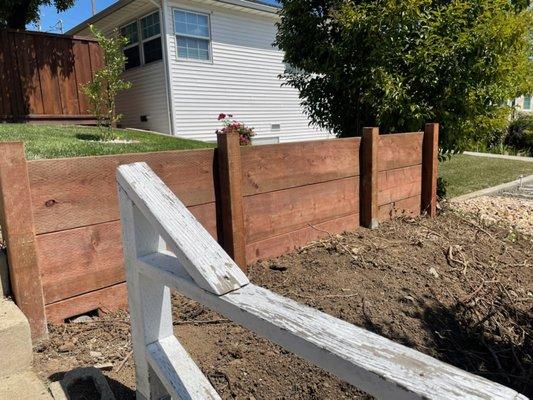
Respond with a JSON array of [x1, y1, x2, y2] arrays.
[[246, 213, 359, 264], [138, 252, 525, 400], [37, 203, 217, 304], [243, 177, 359, 243], [28, 148, 216, 234], [241, 138, 360, 196], [45, 283, 128, 324], [117, 162, 248, 295], [378, 165, 422, 206], [378, 195, 421, 220], [378, 132, 423, 172]]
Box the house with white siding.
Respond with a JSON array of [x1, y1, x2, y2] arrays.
[[67, 0, 330, 143]]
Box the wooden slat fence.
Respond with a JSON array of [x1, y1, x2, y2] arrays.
[[0, 30, 103, 123], [0, 124, 439, 339]]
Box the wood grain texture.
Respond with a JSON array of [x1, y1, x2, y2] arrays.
[[13, 32, 43, 115], [37, 202, 217, 304], [378, 132, 423, 172], [378, 165, 422, 206], [378, 195, 421, 220], [45, 282, 128, 324], [0, 30, 102, 120], [241, 137, 360, 196], [72, 41, 92, 114], [147, 336, 221, 399], [28, 148, 216, 234], [216, 132, 246, 268], [117, 162, 249, 295], [0, 142, 47, 339], [246, 213, 359, 264], [138, 251, 525, 400], [361, 128, 379, 228], [422, 123, 439, 216], [243, 177, 359, 243]]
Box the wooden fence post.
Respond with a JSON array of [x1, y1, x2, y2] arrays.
[[216, 132, 247, 270], [0, 142, 47, 340], [360, 127, 379, 229], [422, 123, 439, 217]]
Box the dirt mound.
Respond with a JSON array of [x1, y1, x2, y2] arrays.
[[34, 210, 532, 399]]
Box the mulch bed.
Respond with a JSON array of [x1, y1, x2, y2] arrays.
[[34, 209, 532, 399]]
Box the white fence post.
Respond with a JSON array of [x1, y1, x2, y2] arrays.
[[118, 188, 171, 399]]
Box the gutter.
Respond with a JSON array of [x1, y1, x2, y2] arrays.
[[67, 0, 279, 35], [160, 0, 175, 135]]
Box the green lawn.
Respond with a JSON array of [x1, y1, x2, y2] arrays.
[[439, 154, 533, 198], [0, 124, 214, 159]]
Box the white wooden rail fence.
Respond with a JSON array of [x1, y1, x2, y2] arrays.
[[117, 162, 527, 400]]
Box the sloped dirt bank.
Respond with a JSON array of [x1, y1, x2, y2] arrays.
[[34, 210, 532, 399]]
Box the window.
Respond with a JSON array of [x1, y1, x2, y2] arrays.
[[120, 11, 162, 70], [173, 9, 210, 61], [141, 12, 162, 64], [121, 21, 140, 69], [524, 95, 531, 110]]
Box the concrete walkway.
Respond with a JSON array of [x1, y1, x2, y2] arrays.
[[0, 298, 52, 400], [463, 151, 533, 162], [450, 174, 533, 202]]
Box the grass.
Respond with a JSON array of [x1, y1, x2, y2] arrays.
[[439, 154, 533, 198], [0, 124, 214, 159]]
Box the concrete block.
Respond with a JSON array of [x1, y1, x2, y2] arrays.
[[0, 371, 52, 400], [0, 298, 32, 378]]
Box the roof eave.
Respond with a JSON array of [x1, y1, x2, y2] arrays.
[[66, 0, 279, 35]]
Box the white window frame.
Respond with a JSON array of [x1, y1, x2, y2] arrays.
[[523, 95, 532, 111], [120, 10, 163, 69], [172, 8, 213, 63]]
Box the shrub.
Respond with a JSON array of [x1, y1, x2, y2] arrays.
[[275, 0, 533, 154], [216, 113, 256, 145], [506, 113, 533, 156], [82, 25, 132, 141]]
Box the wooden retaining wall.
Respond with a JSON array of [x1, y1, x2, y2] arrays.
[[0, 124, 438, 339], [0, 30, 103, 123]]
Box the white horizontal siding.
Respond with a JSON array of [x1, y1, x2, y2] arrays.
[[74, 0, 171, 134], [165, 0, 331, 142], [116, 61, 171, 134]]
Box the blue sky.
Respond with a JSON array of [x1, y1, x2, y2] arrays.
[[32, 0, 278, 33]]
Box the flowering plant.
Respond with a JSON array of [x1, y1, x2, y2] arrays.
[[216, 113, 256, 146]]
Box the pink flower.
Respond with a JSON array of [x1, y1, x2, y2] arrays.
[[217, 113, 226, 121]]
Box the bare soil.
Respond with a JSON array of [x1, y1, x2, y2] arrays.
[[34, 210, 532, 399]]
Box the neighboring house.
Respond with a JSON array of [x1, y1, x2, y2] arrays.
[[512, 94, 532, 113], [67, 0, 330, 143]]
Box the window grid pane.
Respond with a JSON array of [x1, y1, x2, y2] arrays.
[[141, 12, 160, 40], [174, 10, 209, 39], [121, 22, 138, 45], [524, 96, 531, 110], [176, 36, 209, 60]]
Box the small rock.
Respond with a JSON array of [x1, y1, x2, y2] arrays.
[[58, 342, 75, 352], [90, 351, 103, 358], [428, 267, 439, 278], [70, 315, 92, 323], [94, 362, 114, 371]]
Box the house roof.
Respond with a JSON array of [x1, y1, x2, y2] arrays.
[[66, 0, 280, 35]]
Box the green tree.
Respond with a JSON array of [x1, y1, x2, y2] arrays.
[[82, 25, 132, 141], [276, 0, 533, 152], [0, 0, 74, 29]]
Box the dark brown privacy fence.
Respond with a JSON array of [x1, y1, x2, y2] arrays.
[[0, 124, 438, 339], [0, 30, 103, 123]]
